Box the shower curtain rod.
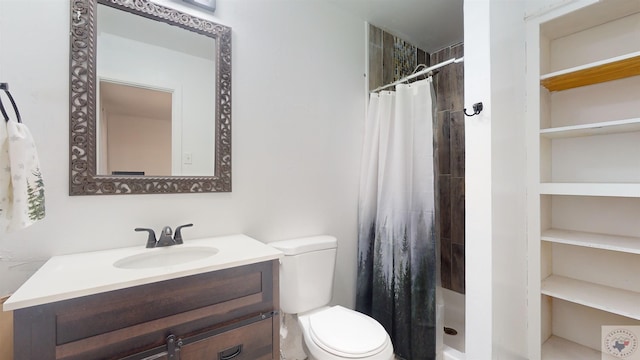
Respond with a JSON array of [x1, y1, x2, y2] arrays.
[[370, 56, 464, 93]]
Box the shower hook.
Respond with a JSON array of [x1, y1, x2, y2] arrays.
[[464, 102, 483, 117]]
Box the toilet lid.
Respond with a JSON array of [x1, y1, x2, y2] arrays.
[[308, 306, 388, 358]]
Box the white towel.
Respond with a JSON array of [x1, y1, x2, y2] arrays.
[[0, 119, 45, 233], [0, 120, 10, 230]]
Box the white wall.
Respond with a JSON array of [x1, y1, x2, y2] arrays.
[[464, 0, 528, 358], [489, 1, 528, 359], [0, 0, 366, 310], [525, 0, 575, 17], [463, 1, 493, 358]]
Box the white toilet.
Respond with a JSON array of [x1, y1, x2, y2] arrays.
[[270, 235, 394, 360]]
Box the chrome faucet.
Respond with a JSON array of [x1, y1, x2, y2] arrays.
[[135, 223, 193, 248]]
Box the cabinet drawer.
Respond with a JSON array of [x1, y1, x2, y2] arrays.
[[180, 317, 273, 360], [56, 263, 270, 345]]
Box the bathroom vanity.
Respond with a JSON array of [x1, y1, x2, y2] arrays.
[[3, 235, 281, 360]]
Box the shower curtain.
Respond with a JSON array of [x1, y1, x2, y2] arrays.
[[356, 78, 441, 360]]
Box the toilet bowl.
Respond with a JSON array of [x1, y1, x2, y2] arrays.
[[298, 306, 394, 360], [269, 236, 394, 360]]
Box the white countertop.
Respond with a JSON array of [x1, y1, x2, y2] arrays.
[[3, 234, 282, 311]]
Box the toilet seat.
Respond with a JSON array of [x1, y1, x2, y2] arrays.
[[307, 306, 389, 358]]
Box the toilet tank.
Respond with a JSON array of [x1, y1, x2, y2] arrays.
[[269, 236, 337, 314]]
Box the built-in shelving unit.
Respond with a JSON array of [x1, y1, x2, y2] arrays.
[[527, 1, 640, 358]]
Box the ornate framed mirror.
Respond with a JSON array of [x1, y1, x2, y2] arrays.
[[69, 0, 231, 195]]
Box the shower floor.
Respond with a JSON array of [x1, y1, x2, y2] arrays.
[[443, 288, 465, 354]]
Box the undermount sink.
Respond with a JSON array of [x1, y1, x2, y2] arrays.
[[113, 246, 219, 269]]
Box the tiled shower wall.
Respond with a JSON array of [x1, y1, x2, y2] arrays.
[[368, 26, 429, 89], [368, 25, 465, 294], [431, 44, 465, 294]]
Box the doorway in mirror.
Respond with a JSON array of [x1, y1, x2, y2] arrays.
[[98, 81, 172, 176]]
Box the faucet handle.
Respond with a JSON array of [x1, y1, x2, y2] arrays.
[[135, 228, 157, 248], [174, 223, 193, 244]]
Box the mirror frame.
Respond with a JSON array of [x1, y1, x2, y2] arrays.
[[70, 0, 231, 195]]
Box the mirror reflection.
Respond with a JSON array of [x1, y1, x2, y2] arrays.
[[98, 81, 172, 176], [96, 3, 216, 177]]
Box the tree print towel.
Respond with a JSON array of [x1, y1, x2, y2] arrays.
[[0, 119, 45, 233]]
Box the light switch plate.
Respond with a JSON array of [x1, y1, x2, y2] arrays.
[[183, 152, 193, 165]]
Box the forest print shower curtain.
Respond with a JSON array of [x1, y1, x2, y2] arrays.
[[356, 78, 441, 360]]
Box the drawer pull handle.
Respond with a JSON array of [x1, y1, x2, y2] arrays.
[[219, 344, 243, 360]]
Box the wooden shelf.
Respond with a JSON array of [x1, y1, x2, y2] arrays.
[[542, 229, 640, 255], [540, 118, 640, 139], [541, 275, 640, 320], [539, 183, 640, 197], [542, 336, 606, 360], [540, 52, 640, 91]]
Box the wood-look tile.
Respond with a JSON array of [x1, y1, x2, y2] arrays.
[[369, 44, 383, 90], [382, 31, 395, 86], [368, 26, 384, 90], [438, 175, 452, 241], [431, 47, 451, 112], [430, 47, 449, 70], [429, 44, 464, 292], [417, 48, 429, 67], [450, 110, 465, 178], [451, 176, 465, 246], [449, 43, 465, 112], [429, 49, 442, 104], [451, 243, 465, 294], [369, 25, 383, 47], [436, 110, 451, 175], [441, 238, 452, 290]]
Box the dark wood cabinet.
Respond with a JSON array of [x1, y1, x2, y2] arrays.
[[13, 260, 279, 360]]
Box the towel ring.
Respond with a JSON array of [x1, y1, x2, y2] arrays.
[[0, 83, 22, 123]]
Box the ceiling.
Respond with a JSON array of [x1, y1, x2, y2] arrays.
[[328, 0, 464, 54]]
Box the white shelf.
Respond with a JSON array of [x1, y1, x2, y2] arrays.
[[542, 229, 640, 255], [541, 275, 640, 320], [542, 336, 606, 360], [539, 183, 640, 197], [540, 118, 640, 139]]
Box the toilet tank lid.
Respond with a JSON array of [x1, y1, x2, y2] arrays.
[[269, 235, 337, 255]]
